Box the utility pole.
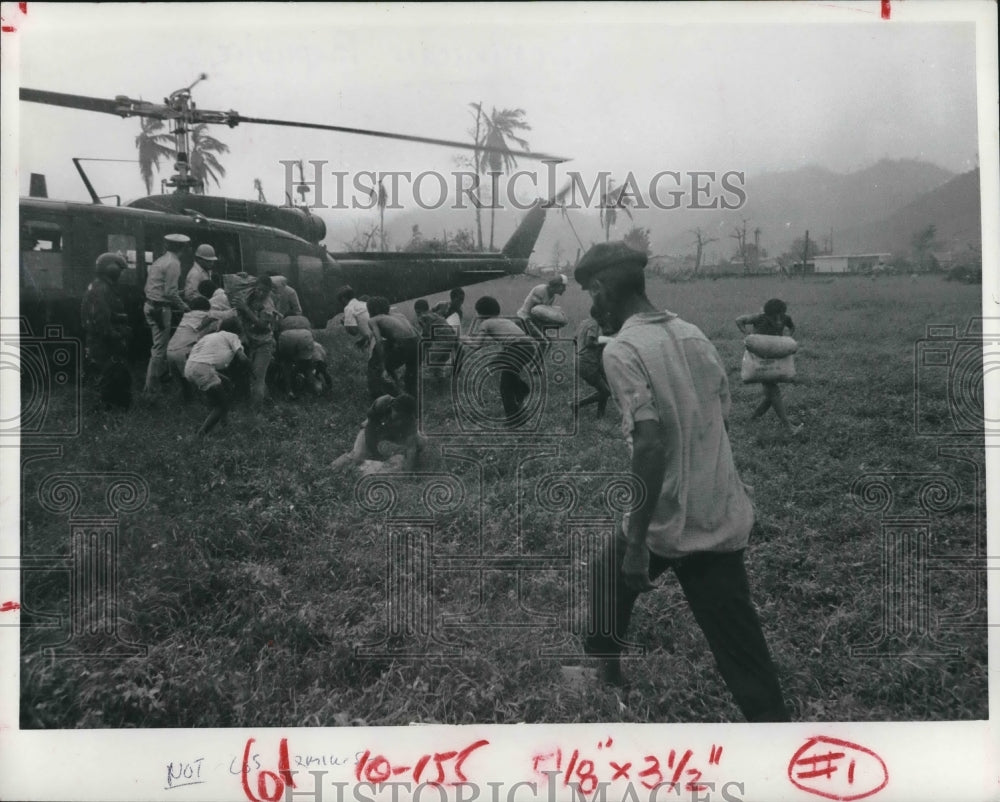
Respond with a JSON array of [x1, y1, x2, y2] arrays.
[[802, 230, 810, 277]]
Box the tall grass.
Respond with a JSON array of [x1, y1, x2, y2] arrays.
[[20, 274, 986, 727]]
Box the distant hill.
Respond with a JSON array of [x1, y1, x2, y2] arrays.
[[655, 158, 956, 259], [833, 168, 981, 255], [317, 158, 966, 265]]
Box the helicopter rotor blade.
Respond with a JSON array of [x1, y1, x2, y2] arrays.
[[233, 114, 568, 163], [20, 88, 127, 116], [21, 86, 570, 164]]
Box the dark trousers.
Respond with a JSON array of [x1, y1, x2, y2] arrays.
[[386, 339, 419, 397], [585, 534, 789, 722], [498, 342, 537, 422]]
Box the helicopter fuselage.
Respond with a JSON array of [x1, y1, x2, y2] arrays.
[[18, 194, 541, 347]]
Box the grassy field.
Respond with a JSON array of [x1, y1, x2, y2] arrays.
[[18, 273, 987, 727]]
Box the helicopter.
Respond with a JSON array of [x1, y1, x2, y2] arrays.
[[18, 77, 567, 345]]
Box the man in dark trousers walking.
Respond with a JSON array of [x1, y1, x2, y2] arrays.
[[575, 241, 789, 723]]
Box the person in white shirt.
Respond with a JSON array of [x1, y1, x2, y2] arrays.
[[337, 285, 373, 349], [184, 318, 249, 437]]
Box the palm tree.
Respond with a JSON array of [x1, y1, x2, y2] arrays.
[[253, 178, 266, 203], [478, 107, 531, 251], [466, 102, 487, 250], [187, 123, 230, 193], [599, 179, 634, 242], [135, 118, 175, 195]]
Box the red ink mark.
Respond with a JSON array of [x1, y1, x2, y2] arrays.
[[563, 749, 579, 786], [19, 2, 27, 14], [366, 756, 391, 784], [881, 0, 890, 19], [356, 741, 489, 787], [354, 750, 370, 781], [453, 740, 489, 782], [709, 745, 723, 765], [638, 755, 663, 790], [413, 754, 431, 783], [610, 761, 631, 780], [0, 601, 20, 612], [788, 737, 889, 801], [241, 738, 296, 802], [1, 26, 15, 33]]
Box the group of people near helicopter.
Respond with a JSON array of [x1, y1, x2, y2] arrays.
[[81, 231, 799, 447], [79, 232, 602, 441], [80, 233, 802, 722]]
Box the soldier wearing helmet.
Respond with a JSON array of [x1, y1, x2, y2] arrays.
[[81, 252, 132, 408], [184, 243, 219, 303]]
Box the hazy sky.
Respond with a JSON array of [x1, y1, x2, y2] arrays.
[[7, 3, 986, 221]]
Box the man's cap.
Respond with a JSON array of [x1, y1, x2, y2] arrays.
[[574, 242, 647, 287], [164, 233, 191, 245], [194, 243, 218, 261], [95, 252, 127, 275]]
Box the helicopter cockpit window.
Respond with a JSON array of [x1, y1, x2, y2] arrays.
[[256, 250, 291, 276], [20, 221, 64, 290], [21, 220, 62, 252], [106, 234, 138, 270]]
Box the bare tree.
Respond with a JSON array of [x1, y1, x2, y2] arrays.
[[367, 176, 389, 252], [730, 219, 749, 273], [599, 179, 635, 242], [691, 227, 718, 273]]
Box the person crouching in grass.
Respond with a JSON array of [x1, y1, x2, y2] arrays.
[[414, 298, 459, 379], [183, 318, 250, 438], [331, 393, 426, 472]]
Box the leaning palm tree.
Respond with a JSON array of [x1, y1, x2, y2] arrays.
[[135, 117, 175, 195], [187, 123, 230, 193], [478, 107, 531, 251], [599, 179, 634, 242]]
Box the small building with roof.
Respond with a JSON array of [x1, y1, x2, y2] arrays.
[[812, 253, 891, 273]]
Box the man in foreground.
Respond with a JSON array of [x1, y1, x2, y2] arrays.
[[576, 241, 789, 723]]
